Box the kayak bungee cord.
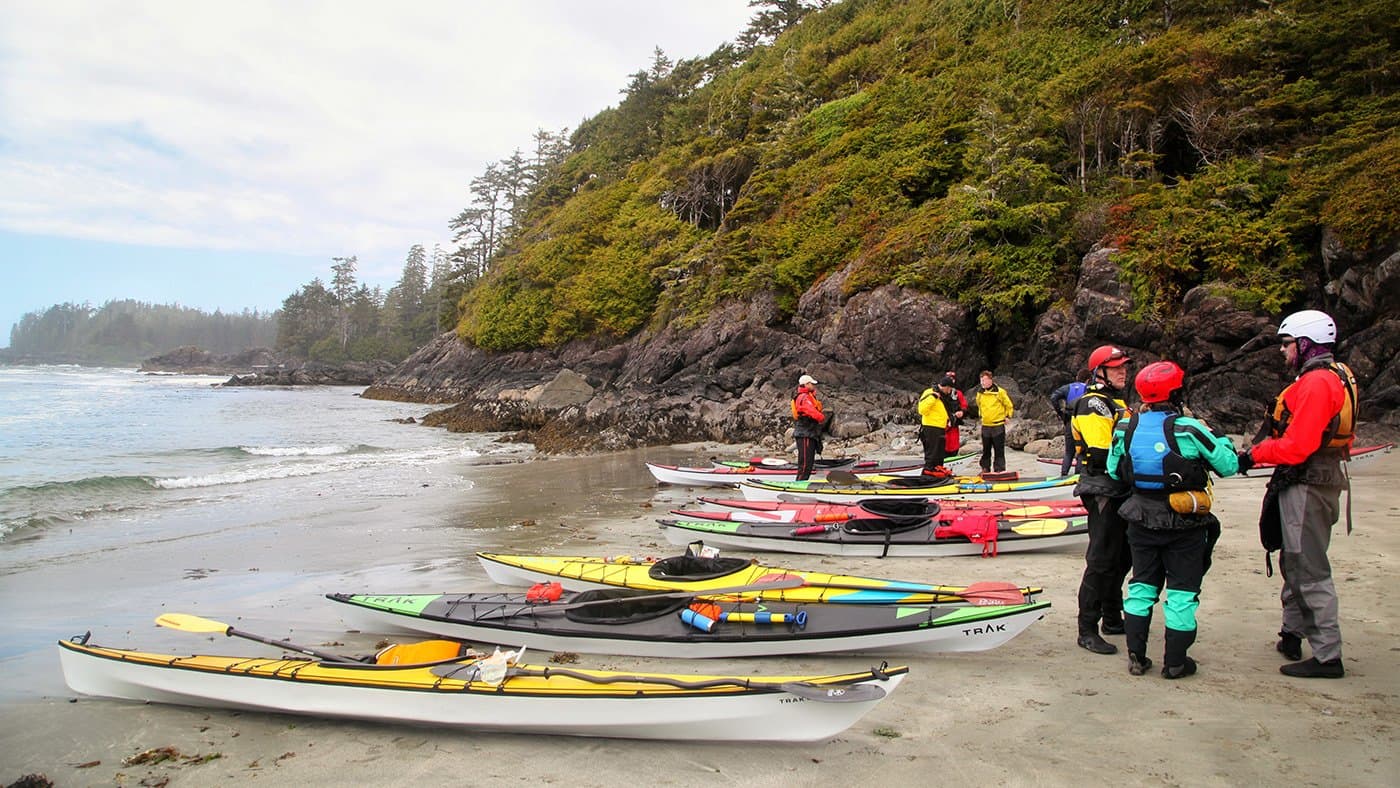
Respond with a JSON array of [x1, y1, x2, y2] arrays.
[[426, 661, 899, 702]]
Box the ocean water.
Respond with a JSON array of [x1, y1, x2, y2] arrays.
[[0, 365, 690, 699], [0, 365, 526, 542]]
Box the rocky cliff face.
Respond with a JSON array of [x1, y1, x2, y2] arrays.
[[364, 244, 1400, 452]]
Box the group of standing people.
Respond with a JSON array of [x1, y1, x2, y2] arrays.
[[917, 370, 1015, 478], [1068, 309, 1356, 680], [789, 307, 1358, 680]]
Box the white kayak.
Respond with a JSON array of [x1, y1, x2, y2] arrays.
[[59, 634, 906, 742]]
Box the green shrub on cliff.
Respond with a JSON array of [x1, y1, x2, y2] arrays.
[[454, 0, 1399, 350]]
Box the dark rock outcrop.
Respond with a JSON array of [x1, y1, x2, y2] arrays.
[[140, 346, 280, 375], [364, 242, 1399, 452], [225, 359, 396, 387]]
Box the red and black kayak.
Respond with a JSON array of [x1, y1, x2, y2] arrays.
[[659, 503, 1089, 558], [678, 497, 1087, 524]]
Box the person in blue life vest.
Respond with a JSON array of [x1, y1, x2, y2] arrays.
[[1239, 309, 1358, 679], [1050, 369, 1092, 476], [791, 374, 827, 481], [974, 370, 1014, 473], [1108, 361, 1240, 679], [1071, 345, 1134, 655], [917, 375, 957, 478]]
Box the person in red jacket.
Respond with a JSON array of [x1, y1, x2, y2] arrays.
[[1239, 309, 1358, 679], [791, 374, 827, 480]]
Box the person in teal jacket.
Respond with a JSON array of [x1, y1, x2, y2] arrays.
[[1108, 361, 1239, 679]]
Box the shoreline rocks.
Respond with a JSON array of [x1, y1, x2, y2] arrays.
[[364, 243, 1399, 454]]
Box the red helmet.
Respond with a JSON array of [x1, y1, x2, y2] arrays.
[[1135, 361, 1185, 404], [1087, 345, 1131, 371]]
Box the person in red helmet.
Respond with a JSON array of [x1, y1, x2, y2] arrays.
[[1108, 361, 1240, 679], [1070, 344, 1134, 655], [1240, 309, 1358, 679], [791, 374, 827, 481]]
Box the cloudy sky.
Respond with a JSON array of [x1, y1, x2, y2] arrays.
[[0, 0, 755, 344]]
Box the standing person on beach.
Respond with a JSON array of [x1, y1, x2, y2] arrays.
[[943, 377, 965, 458], [1239, 310, 1358, 679], [917, 375, 956, 478], [1109, 361, 1240, 679], [1072, 345, 1134, 655], [945, 370, 970, 421], [791, 374, 827, 481], [974, 370, 1014, 474], [1051, 370, 1092, 476]]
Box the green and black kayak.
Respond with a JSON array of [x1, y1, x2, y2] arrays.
[[327, 587, 1051, 658]]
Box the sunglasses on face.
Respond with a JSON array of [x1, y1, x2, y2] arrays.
[[1280, 337, 1297, 347]]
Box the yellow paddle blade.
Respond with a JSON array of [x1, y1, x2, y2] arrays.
[[155, 613, 231, 634], [1009, 519, 1069, 536], [1002, 505, 1052, 517]]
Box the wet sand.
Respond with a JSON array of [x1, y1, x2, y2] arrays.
[[2, 444, 1397, 787]]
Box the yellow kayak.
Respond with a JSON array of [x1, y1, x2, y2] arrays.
[[478, 552, 1040, 605]]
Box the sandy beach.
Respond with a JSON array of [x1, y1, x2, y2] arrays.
[[2, 442, 1397, 787]]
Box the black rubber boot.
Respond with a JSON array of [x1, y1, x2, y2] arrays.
[[1161, 656, 1197, 680], [1128, 652, 1153, 676], [1276, 631, 1303, 661], [1280, 657, 1344, 679], [1077, 632, 1118, 655], [1101, 620, 1125, 636]]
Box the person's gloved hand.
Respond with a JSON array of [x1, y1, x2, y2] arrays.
[[1236, 450, 1255, 473]]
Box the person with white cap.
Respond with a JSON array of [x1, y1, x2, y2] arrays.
[[1239, 309, 1358, 679], [791, 374, 827, 480]]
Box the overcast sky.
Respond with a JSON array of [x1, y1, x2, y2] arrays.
[[0, 0, 756, 345]]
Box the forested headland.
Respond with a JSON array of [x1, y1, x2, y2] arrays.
[[365, 0, 1398, 448], [440, 0, 1396, 350], [5, 301, 278, 366]]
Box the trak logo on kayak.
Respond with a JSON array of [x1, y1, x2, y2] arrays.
[[961, 623, 1008, 636]]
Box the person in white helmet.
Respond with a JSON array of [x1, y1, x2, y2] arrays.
[[791, 374, 827, 480], [1239, 309, 1359, 679]]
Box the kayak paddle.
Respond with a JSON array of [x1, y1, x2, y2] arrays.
[[155, 613, 361, 663]]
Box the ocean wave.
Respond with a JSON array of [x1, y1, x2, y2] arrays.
[[152, 462, 353, 489], [236, 443, 377, 457], [1, 444, 491, 539], [0, 477, 159, 540], [2, 475, 160, 498]]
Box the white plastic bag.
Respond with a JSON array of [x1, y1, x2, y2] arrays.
[[477, 646, 524, 685]]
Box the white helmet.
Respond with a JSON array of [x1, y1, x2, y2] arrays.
[[1277, 309, 1336, 344]]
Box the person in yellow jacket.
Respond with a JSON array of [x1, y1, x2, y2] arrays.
[[1071, 345, 1134, 655], [917, 375, 957, 478], [974, 370, 1014, 473]]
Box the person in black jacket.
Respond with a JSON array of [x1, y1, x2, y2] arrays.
[[1050, 369, 1092, 476]]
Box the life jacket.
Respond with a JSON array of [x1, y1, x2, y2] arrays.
[[1066, 381, 1087, 405], [791, 388, 823, 420], [1266, 361, 1357, 457], [1071, 387, 1130, 473], [1118, 411, 1208, 492]]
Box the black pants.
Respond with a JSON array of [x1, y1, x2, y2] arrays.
[[980, 424, 1007, 472], [920, 425, 947, 472], [1124, 524, 1209, 667], [1077, 493, 1131, 635], [1059, 418, 1076, 476], [795, 436, 820, 481]]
